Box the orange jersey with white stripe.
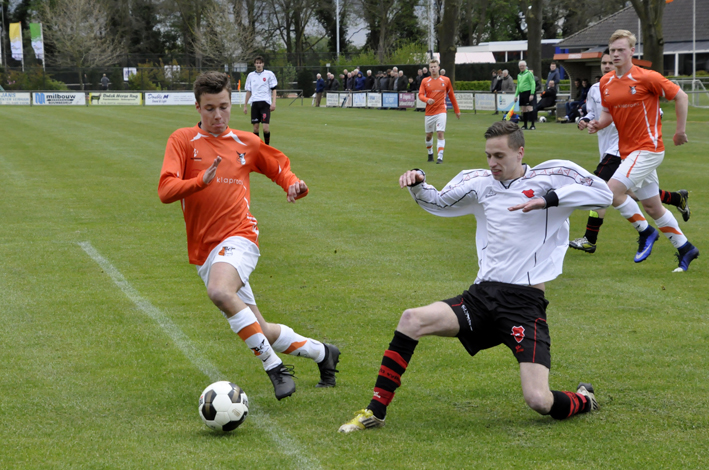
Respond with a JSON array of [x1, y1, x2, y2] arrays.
[[418, 75, 460, 116], [158, 125, 306, 265], [600, 66, 680, 158]]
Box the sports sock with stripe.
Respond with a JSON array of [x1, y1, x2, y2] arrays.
[[271, 324, 326, 363], [426, 138, 433, 155], [584, 211, 604, 244], [654, 209, 687, 248], [264, 132, 271, 145], [228, 307, 282, 371], [368, 330, 418, 420], [615, 196, 649, 232], [659, 189, 682, 207], [549, 390, 591, 419], [437, 139, 445, 158]]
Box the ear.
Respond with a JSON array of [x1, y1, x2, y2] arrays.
[[195, 101, 200, 111], [517, 146, 525, 162]]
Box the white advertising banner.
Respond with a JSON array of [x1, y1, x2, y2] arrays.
[[416, 95, 426, 109], [231, 92, 246, 105], [0, 92, 32, 105], [326, 92, 340, 107], [455, 92, 475, 111], [352, 93, 367, 108], [497, 94, 518, 112], [145, 92, 195, 106], [475, 93, 496, 111], [33, 92, 86, 106], [367, 93, 381, 108], [88, 93, 142, 105], [123, 67, 138, 81]]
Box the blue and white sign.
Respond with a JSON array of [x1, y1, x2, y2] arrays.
[[33, 92, 85, 105], [145, 92, 194, 105], [0, 92, 31, 105], [475, 93, 496, 111], [326, 92, 340, 107], [367, 93, 382, 108], [382, 92, 398, 108], [352, 93, 367, 108], [455, 92, 475, 111], [231, 92, 246, 105]]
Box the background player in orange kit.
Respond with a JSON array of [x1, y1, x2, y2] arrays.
[[588, 30, 699, 272], [158, 72, 340, 400], [418, 59, 460, 164]]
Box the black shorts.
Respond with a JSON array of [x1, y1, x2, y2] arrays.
[[594, 154, 622, 182], [518, 91, 533, 107], [444, 282, 551, 368], [250, 101, 271, 124]]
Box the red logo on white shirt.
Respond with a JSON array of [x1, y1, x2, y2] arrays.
[[522, 189, 535, 198], [263, 77, 266, 81]]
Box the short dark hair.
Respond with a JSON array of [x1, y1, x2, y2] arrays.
[[603, 48, 610, 56], [193, 71, 231, 104], [484, 121, 524, 150], [253, 55, 264, 64]]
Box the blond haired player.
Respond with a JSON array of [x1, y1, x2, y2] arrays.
[[588, 30, 699, 271], [159, 72, 340, 400], [418, 59, 460, 164]]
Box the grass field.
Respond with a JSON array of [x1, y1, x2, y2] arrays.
[[1, 100, 708, 469]]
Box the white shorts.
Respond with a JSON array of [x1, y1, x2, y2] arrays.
[[425, 113, 447, 133], [611, 150, 663, 200], [196, 236, 260, 305]]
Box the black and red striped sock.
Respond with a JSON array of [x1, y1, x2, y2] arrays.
[[659, 189, 681, 207], [367, 330, 418, 419], [549, 390, 591, 420], [584, 215, 604, 244], [264, 132, 271, 145]]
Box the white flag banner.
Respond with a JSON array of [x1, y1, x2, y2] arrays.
[[30, 23, 44, 61], [10, 23, 23, 62]]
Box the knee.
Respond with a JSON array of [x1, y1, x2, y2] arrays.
[[206, 285, 233, 311], [397, 309, 423, 337], [524, 389, 552, 414]]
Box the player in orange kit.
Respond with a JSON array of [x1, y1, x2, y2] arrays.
[[588, 30, 699, 272], [158, 72, 339, 400], [418, 59, 460, 164]]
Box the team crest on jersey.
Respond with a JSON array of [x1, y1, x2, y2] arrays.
[[511, 326, 525, 344], [629, 86, 636, 95], [263, 77, 267, 82], [522, 189, 535, 198], [237, 152, 246, 165]]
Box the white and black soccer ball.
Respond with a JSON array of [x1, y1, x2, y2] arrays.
[[199, 381, 249, 432], [539, 116, 547, 123]]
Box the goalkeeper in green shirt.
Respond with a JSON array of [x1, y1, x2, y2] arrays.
[[514, 61, 536, 130]]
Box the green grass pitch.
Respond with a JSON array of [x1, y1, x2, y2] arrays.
[[1, 100, 708, 469]]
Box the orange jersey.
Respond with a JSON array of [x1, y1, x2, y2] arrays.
[[418, 75, 460, 116], [600, 66, 680, 158], [158, 125, 306, 265]]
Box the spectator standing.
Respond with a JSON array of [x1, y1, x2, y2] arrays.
[[415, 69, 424, 88], [396, 70, 407, 91], [547, 63, 561, 92], [379, 71, 390, 91], [315, 73, 325, 107], [490, 70, 500, 115], [100, 74, 110, 90], [365, 70, 375, 90], [499, 70, 515, 93], [355, 72, 366, 91]]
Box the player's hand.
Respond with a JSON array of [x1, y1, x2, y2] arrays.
[[399, 170, 424, 188], [202, 156, 222, 184], [455, 112, 461, 119], [587, 120, 600, 134], [508, 197, 546, 212], [242, 106, 248, 115], [287, 180, 308, 202], [427, 99, 434, 105], [514, 96, 519, 102], [577, 119, 588, 130], [270, 103, 276, 112], [673, 132, 688, 146]]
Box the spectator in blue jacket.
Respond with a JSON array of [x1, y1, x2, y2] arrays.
[[315, 73, 325, 107], [546, 63, 561, 92], [355, 72, 366, 91]]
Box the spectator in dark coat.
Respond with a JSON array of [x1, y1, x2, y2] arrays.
[[533, 80, 557, 122], [395, 70, 407, 91], [546, 63, 561, 92], [329, 73, 341, 91], [380, 71, 390, 91], [315, 73, 325, 107], [364, 70, 375, 90], [355, 72, 366, 91]]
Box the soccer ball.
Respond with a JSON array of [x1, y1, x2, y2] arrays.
[[199, 381, 249, 432], [539, 116, 547, 123]]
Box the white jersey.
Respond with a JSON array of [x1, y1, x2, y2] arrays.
[[245, 70, 278, 105], [409, 160, 612, 286], [585, 83, 620, 160]]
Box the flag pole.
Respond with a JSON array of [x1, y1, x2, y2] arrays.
[[1, 2, 5, 68]]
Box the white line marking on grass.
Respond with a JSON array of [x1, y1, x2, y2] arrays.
[[78, 241, 321, 470]]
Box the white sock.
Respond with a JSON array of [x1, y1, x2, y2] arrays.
[[228, 307, 281, 371], [615, 196, 649, 232], [271, 325, 326, 363], [654, 209, 687, 248], [437, 139, 445, 158], [425, 138, 433, 155]]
